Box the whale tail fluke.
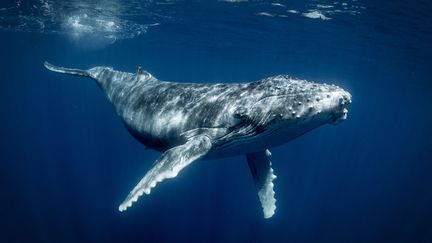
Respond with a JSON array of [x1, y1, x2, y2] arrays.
[[44, 62, 90, 78]]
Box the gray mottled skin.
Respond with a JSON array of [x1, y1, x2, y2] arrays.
[[44, 62, 351, 218]]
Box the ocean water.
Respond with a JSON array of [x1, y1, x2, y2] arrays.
[[1, 0, 431, 242]]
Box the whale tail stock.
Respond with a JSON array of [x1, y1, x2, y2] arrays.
[[44, 62, 90, 78]]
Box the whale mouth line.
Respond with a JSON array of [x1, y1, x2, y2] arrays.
[[330, 108, 349, 125], [329, 91, 351, 125]]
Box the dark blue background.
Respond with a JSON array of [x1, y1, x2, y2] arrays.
[[1, 1, 431, 242]]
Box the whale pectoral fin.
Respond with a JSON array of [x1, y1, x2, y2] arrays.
[[118, 134, 212, 212], [246, 149, 277, 219]]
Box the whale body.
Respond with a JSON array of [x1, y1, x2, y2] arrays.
[[44, 62, 351, 218]]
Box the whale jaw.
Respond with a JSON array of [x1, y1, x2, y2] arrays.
[[328, 90, 352, 125]]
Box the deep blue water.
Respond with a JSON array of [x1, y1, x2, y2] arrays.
[[1, 0, 432, 242]]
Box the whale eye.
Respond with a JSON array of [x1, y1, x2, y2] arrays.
[[233, 107, 248, 119]]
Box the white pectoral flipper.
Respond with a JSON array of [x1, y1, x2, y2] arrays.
[[246, 149, 277, 219], [119, 134, 212, 212]]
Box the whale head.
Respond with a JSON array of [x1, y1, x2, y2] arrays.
[[249, 76, 352, 145], [301, 82, 352, 125]]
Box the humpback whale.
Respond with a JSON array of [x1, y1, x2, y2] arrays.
[[44, 62, 351, 219]]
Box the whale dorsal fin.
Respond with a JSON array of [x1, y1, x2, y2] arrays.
[[246, 149, 277, 219], [118, 134, 212, 212], [136, 66, 155, 80]]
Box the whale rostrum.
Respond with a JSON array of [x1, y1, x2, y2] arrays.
[[44, 62, 352, 218]]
